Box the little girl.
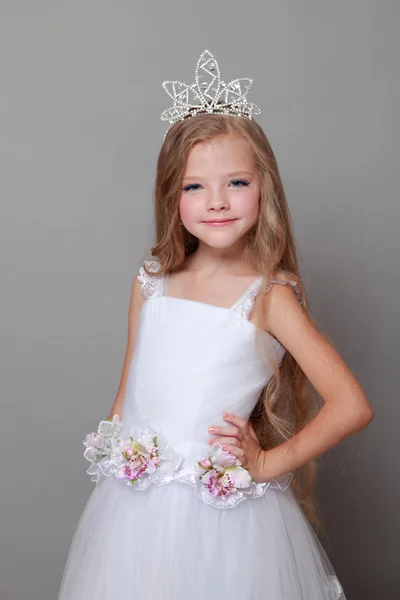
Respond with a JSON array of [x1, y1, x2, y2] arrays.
[[58, 50, 373, 600]]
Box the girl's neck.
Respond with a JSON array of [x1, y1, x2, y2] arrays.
[[183, 248, 257, 277]]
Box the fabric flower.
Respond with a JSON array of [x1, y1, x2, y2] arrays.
[[228, 466, 252, 489], [198, 458, 213, 469], [84, 432, 103, 449], [209, 445, 239, 469], [83, 415, 123, 482], [112, 434, 160, 484], [83, 417, 182, 489], [197, 442, 253, 499]]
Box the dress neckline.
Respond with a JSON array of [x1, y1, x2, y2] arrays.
[[162, 271, 264, 311]]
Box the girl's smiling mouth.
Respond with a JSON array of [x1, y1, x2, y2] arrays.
[[202, 218, 237, 226]]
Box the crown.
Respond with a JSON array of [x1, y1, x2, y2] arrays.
[[160, 49, 261, 133]]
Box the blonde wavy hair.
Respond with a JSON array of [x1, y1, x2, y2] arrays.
[[143, 114, 326, 529]]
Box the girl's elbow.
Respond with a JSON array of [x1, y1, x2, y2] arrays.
[[353, 403, 374, 431], [361, 406, 374, 427]]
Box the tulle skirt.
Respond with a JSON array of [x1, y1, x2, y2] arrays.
[[58, 477, 345, 599]]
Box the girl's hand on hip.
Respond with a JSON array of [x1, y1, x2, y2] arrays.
[[208, 412, 266, 483]]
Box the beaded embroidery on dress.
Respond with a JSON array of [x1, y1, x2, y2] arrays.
[[58, 257, 346, 600]]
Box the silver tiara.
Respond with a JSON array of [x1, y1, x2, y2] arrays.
[[160, 49, 261, 133]]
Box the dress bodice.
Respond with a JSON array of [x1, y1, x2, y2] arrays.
[[121, 259, 301, 467]]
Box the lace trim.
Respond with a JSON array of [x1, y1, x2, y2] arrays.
[[230, 276, 264, 320], [137, 259, 165, 299], [84, 416, 293, 510], [264, 277, 302, 304]]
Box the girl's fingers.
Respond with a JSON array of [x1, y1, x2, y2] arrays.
[[208, 424, 240, 438], [208, 436, 241, 447], [222, 444, 246, 461], [223, 413, 250, 437]]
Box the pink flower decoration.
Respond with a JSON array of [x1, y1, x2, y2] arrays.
[[198, 458, 213, 469], [83, 417, 183, 489], [113, 433, 160, 484], [197, 443, 253, 499], [84, 432, 103, 449]]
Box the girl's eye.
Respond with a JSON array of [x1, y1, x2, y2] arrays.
[[230, 179, 250, 188], [182, 183, 202, 192]]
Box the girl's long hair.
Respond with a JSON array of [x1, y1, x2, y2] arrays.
[[144, 114, 326, 529]]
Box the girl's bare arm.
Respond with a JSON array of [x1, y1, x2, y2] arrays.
[[108, 274, 145, 420], [259, 283, 373, 479]]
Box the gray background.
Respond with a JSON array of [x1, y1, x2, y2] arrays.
[[1, 1, 398, 599]]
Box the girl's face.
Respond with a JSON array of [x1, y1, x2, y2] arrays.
[[179, 134, 261, 252]]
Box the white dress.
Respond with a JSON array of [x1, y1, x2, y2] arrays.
[[58, 259, 345, 600]]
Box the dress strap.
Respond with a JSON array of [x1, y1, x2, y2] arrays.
[[230, 274, 303, 322], [230, 276, 264, 320], [264, 276, 302, 304], [137, 259, 166, 299]]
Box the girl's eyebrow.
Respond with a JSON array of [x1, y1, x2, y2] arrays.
[[183, 171, 254, 181]]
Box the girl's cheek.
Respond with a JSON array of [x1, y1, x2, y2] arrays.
[[234, 190, 260, 218], [179, 198, 199, 223]]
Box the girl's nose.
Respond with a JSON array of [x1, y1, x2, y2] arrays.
[[206, 189, 229, 211]]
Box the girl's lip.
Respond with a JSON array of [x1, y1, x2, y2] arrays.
[[203, 218, 237, 225]]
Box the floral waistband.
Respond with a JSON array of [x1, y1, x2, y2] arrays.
[[83, 415, 293, 510]]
